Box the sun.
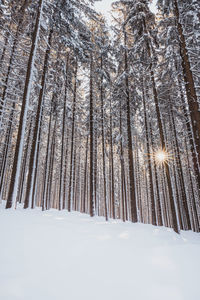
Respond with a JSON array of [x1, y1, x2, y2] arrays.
[[155, 150, 167, 163], [143, 148, 172, 166], [144, 148, 173, 166], [153, 149, 172, 165]]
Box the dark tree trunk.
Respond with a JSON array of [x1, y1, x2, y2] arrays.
[[24, 29, 52, 209], [142, 81, 156, 225], [58, 54, 69, 210], [124, 29, 137, 223], [100, 57, 108, 220], [89, 55, 94, 217], [6, 0, 44, 209], [68, 61, 78, 212], [173, 0, 200, 170]]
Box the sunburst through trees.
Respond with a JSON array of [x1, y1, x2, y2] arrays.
[[0, 0, 200, 234]]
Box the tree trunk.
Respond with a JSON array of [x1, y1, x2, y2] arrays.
[[109, 97, 115, 219], [142, 81, 156, 225], [124, 29, 137, 222], [24, 28, 52, 209], [100, 57, 108, 220], [6, 0, 44, 208], [89, 54, 95, 217], [173, 0, 200, 170], [68, 61, 78, 212], [58, 54, 69, 210]]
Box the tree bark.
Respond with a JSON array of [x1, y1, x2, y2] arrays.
[[124, 29, 137, 222], [24, 28, 52, 209], [6, 0, 44, 208]]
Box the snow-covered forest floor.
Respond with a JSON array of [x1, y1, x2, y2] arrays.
[[1, 202, 200, 300]]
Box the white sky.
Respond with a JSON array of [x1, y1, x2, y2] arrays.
[[94, 0, 158, 23], [94, 0, 114, 25]]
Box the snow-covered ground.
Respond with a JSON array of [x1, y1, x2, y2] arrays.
[[1, 203, 200, 300]]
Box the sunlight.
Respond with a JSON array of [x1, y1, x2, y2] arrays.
[[144, 148, 173, 166], [156, 150, 167, 163], [154, 149, 172, 165]]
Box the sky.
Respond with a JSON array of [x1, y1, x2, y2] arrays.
[[94, 0, 115, 25], [94, 0, 158, 23]]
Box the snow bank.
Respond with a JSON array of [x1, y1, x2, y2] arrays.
[[0, 203, 200, 300]]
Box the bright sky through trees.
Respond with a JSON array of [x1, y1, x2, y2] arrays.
[[94, 0, 158, 19]]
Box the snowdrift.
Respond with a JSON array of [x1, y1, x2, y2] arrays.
[[0, 203, 200, 300]]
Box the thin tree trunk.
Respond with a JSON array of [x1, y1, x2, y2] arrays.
[[42, 100, 53, 210], [6, 0, 44, 208], [89, 54, 94, 217], [169, 101, 191, 230], [68, 61, 78, 212], [31, 106, 44, 209], [109, 97, 115, 219], [17, 116, 32, 204], [124, 29, 137, 222], [100, 56, 108, 220], [0, 103, 15, 198], [82, 136, 89, 214], [142, 81, 156, 225], [58, 54, 69, 210], [24, 28, 52, 209], [63, 128, 69, 210], [173, 0, 200, 169]]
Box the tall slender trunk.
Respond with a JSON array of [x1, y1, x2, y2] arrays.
[[42, 99, 53, 210], [24, 28, 52, 209], [135, 137, 143, 223], [17, 117, 32, 204], [124, 29, 137, 222], [63, 128, 69, 210], [68, 61, 78, 212], [171, 157, 184, 230], [173, 0, 200, 169], [94, 124, 98, 212], [46, 116, 57, 209], [89, 54, 95, 217], [0, 103, 15, 198], [149, 120, 163, 226], [174, 55, 200, 194], [6, 0, 44, 209], [169, 100, 191, 230], [82, 136, 89, 213], [100, 56, 108, 220], [72, 132, 77, 211], [143, 18, 178, 233], [185, 138, 200, 232], [74, 149, 81, 211], [58, 54, 69, 210], [119, 102, 128, 221], [142, 81, 156, 225], [31, 106, 44, 209], [109, 97, 115, 219]]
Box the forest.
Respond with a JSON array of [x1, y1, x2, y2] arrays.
[[0, 0, 200, 235]]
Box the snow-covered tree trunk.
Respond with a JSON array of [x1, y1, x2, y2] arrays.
[[68, 61, 78, 212], [124, 28, 137, 223], [6, 0, 44, 209], [89, 54, 95, 217], [173, 0, 200, 172], [23, 28, 53, 209]]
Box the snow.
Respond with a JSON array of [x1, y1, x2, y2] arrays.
[[0, 203, 200, 300]]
